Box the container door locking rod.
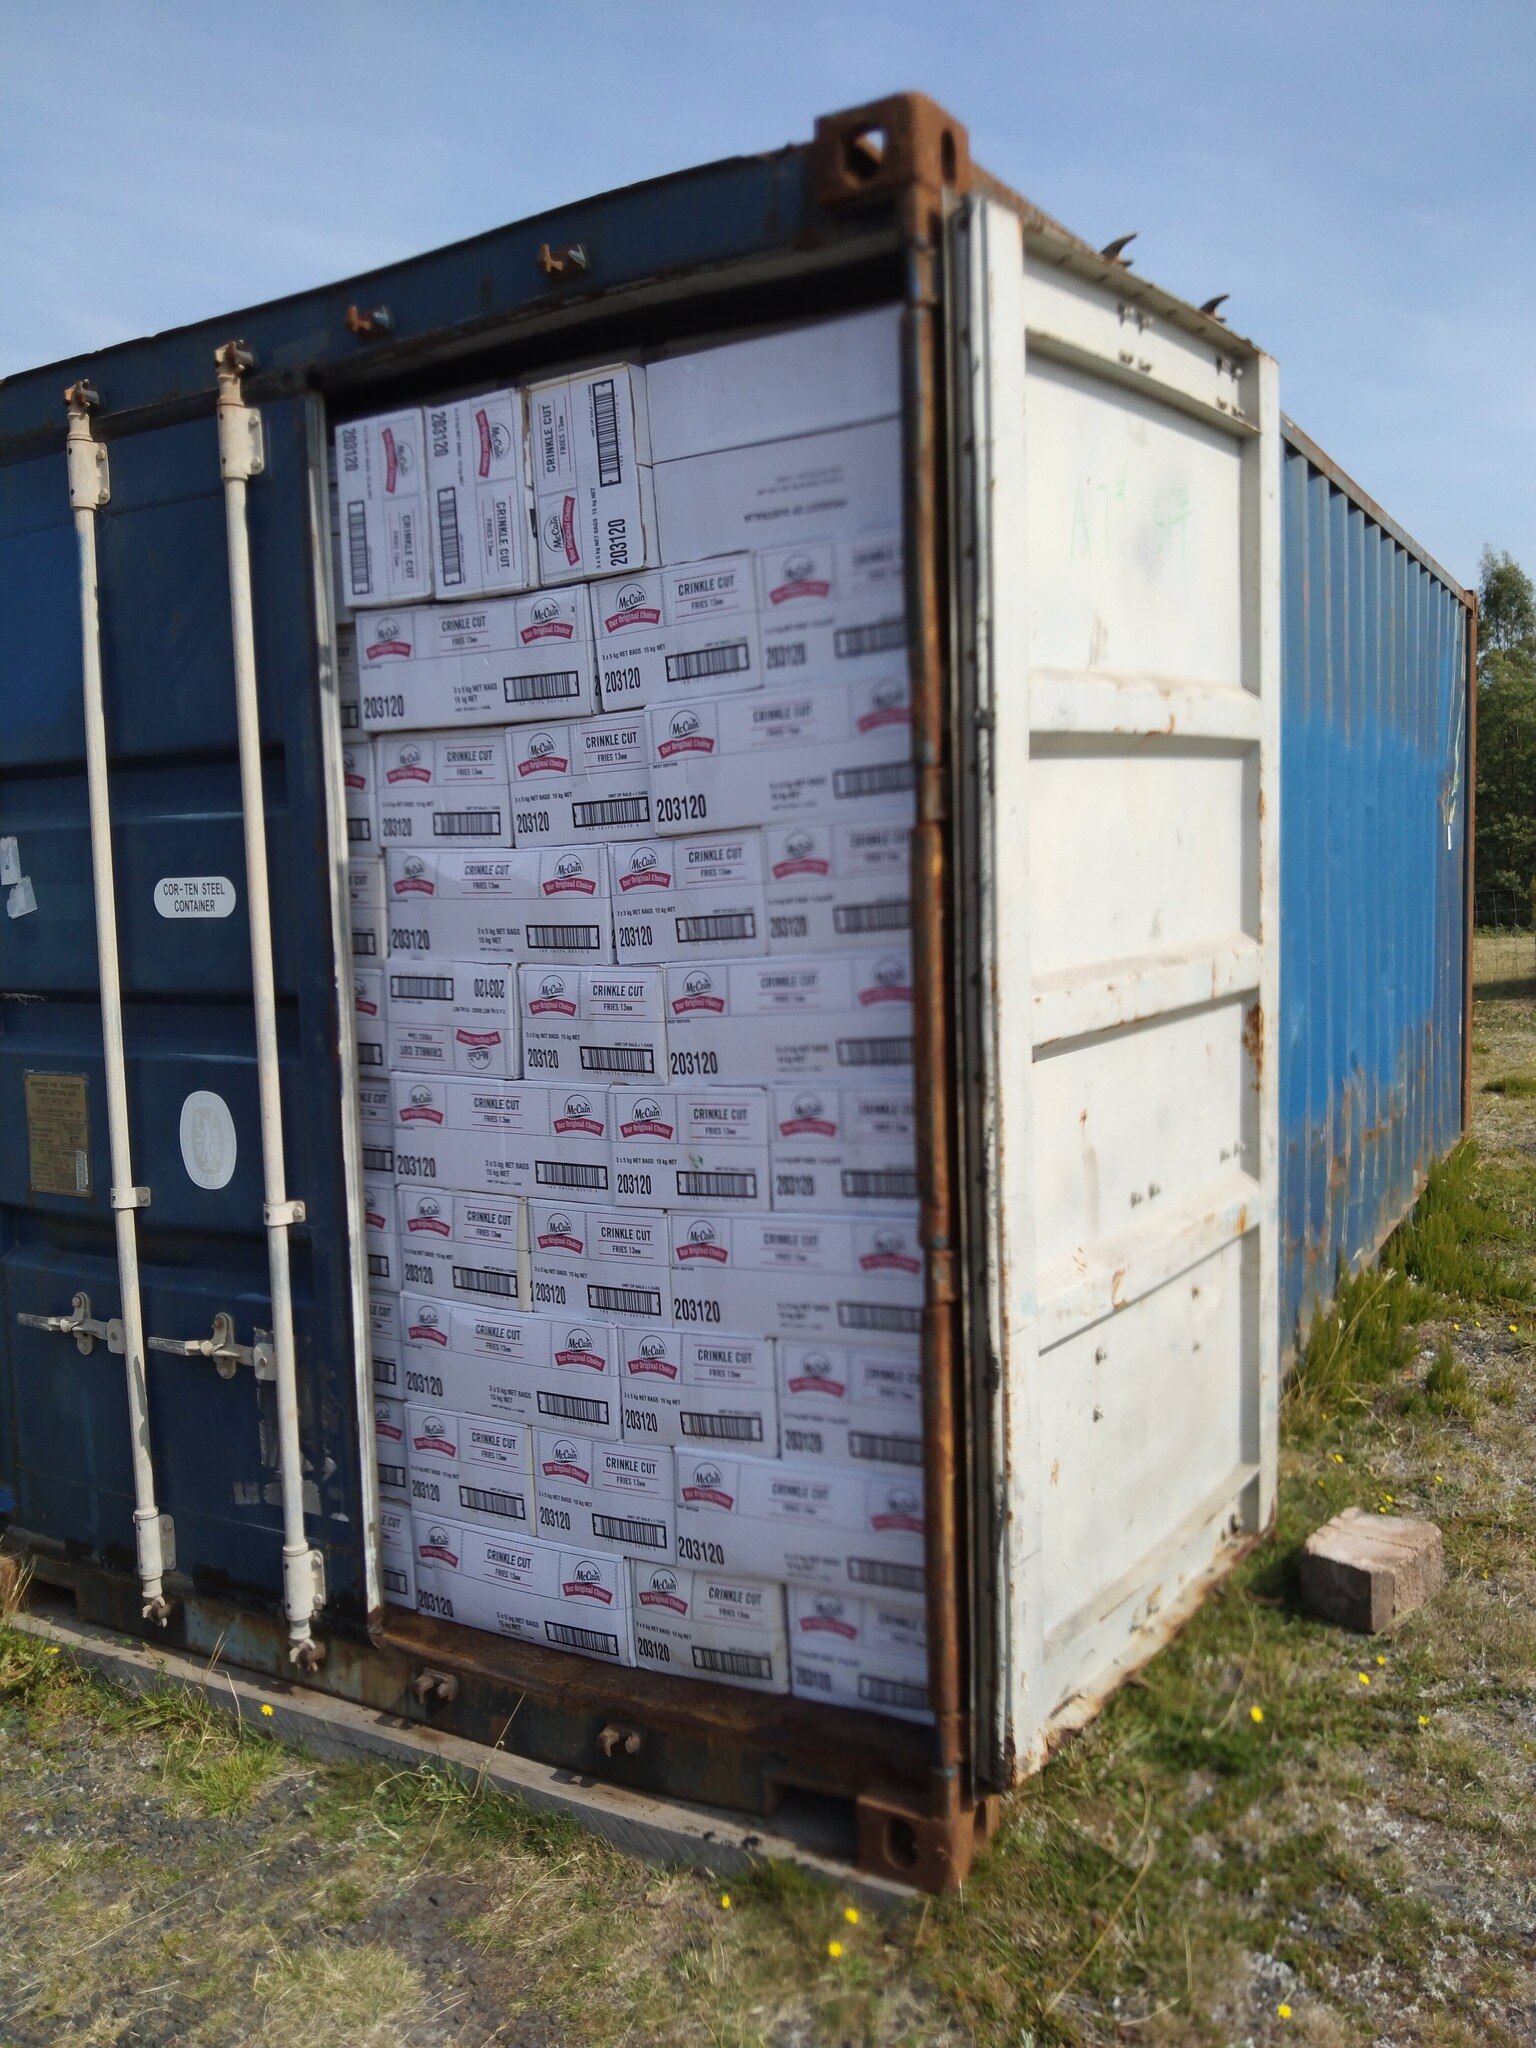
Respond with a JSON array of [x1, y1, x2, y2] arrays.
[[62, 382, 175, 1624], [214, 341, 325, 1669]]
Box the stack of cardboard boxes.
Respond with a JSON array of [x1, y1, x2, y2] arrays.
[[341, 308, 929, 1721]]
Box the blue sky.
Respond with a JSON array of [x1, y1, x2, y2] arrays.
[[2, 0, 1530, 586]]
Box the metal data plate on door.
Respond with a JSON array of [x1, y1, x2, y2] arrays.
[[24, 1071, 91, 1197]]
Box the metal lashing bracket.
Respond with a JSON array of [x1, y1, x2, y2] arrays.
[[537, 241, 588, 280], [146, 1311, 277, 1382], [263, 1199, 306, 1228], [110, 1184, 151, 1211], [17, 1291, 124, 1357], [410, 1668, 460, 1706]]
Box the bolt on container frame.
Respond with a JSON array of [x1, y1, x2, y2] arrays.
[[0, 95, 1279, 1891]]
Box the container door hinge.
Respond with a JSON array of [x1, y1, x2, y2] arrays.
[[17, 1292, 124, 1356], [64, 382, 109, 508], [146, 1311, 278, 1381]]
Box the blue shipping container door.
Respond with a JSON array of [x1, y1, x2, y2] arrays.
[[1279, 420, 1472, 1353], [0, 394, 365, 1612]]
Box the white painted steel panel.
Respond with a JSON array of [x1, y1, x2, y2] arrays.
[[952, 201, 1279, 1785]]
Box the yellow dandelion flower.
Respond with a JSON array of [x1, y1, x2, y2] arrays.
[[260, 1703, 274, 1717], [843, 1906, 860, 1924], [1331, 1453, 1344, 1464], [1376, 1654, 1387, 1666], [45, 1645, 60, 1656], [1510, 1325, 1519, 1335], [1358, 1672, 1371, 1686], [827, 1939, 844, 1960], [1434, 1474, 1444, 1485], [1278, 2006, 1293, 2021], [1418, 1715, 1430, 1727], [1453, 1323, 1461, 1331], [1250, 1705, 1265, 1724], [719, 1893, 732, 1910]]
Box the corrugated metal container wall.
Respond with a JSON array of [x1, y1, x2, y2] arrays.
[[1279, 419, 1474, 1353]]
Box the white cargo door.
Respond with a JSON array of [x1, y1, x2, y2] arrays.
[[950, 198, 1279, 1784]]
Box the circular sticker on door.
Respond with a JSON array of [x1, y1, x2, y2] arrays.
[[179, 1090, 237, 1190]]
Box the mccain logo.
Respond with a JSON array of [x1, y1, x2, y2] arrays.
[[779, 1091, 835, 1138], [399, 1083, 443, 1126], [671, 967, 722, 1016], [618, 843, 668, 892], [543, 851, 595, 896], [529, 971, 575, 1016], [393, 853, 433, 896], [871, 1484, 923, 1533], [658, 707, 712, 759], [676, 1218, 726, 1264]]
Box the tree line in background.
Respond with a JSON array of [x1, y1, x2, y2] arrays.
[[1474, 546, 1536, 927]]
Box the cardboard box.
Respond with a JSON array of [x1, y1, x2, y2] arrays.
[[667, 1210, 924, 1349], [406, 1404, 534, 1534], [609, 832, 765, 968], [342, 735, 378, 846], [336, 621, 360, 729], [763, 818, 913, 954], [648, 673, 914, 838], [653, 419, 902, 567], [386, 961, 520, 1079], [777, 1340, 922, 1472], [590, 556, 761, 714], [352, 965, 388, 1074], [755, 529, 906, 684], [647, 309, 903, 462], [618, 1326, 777, 1453], [379, 1501, 416, 1607], [662, 951, 914, 1084], [363, 1177, 400, 1291], [425, 390, 534, 598], [787, 1588, 932, 1722], [357, 1075, 394, 1177], [612, 1086, 770, 1212], [328, 480, 353, 621], [629, 1561, 788, 1693], [374, 1395, 408, 1499], [518, 965, 668, 1086], [533, 1430, 674, 1560], [370, 1291, 402, 1393], [529, 365, 654, 584], [391, 1074, 612, 1202], [674, 1451, 926, 1603], [348, 854, 386, 960], [386, 846, 614, 966], [395, 1183, 526, 1308], [769, 1084, 918, 1213], [356, 588, 596, 732], [528, 1200, 671, 1324], [506, 714, 651, 846], [412, 1519, 634, 1665], [402, 1295, 620, 1438], [376, 731, 513, 849], [334, 408, 433, 607]]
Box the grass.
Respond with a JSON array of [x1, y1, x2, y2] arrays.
[[4, 935, 1536, 2045]]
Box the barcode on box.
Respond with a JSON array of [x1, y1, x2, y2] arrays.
[[383, 1566, 409, 1595], [372, 1358, 398, 1387], [537, 1390, 610, 1425], [391, 973, 454, 1000], [835, 618, 906, 660], [453, 1265, 518, 1300], [676, 1169, 758, 1201], [848, 1557, 925, 1593], [527, 924, 602, 952], [505, 669, 581, 705], [352, 932, 378, 957], [837, 1036, 913, 1068], [676, 911, 757, 945], [358, 1042, 384, 1067], [835, 761, 915, 801], [841, 1168, 919, 1201], [590, 1284, 663, 1317], [546, 1619, 620, 1657], [834, 899, 911, 936], [435, 487, 464, 587], [434, 809, 503, 838], [346, 502, 371, 596], [377, 1461, 406, 1490], [693, 1645, 773, 1680], [591, 379, 622, 487], [581, 1045, 655, 1074], [458, 1484, 526, 1521], [681, 1411, 763, 1442], [795, 1662, 832, 1691], [858, 1673, 928, 1710], [537, 1160, 608, 1191], [665, 641, 750, 684], [838, 1302, 922, 1335], [363, 1144, 394, 1174], [592, 1511, 667, 1549], [572, 794, 650, 830], [848, 1430, 922, 1466], [347, 817, 370, 844], [367, 1252, 389, 1279]]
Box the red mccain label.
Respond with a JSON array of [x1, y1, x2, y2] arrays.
[[675, 1240, 728, 1264], [871, 1508, 924, 1533], [455, 1028, 502, 1048], [798, 1613, 857, 1639], [657, 734, 714, 758], [771, 857, 830, 879], [355, 997, 378, 1017], [344, 770, 366, 791], [788, 1372, 845, 1397], [517, 754, 568, 776], [386, 764, 432, 784], [779, 1116, 836, 1137], [855, 704, 912, 733], [626, 1355, 678, 1379], [382, 426, 399, 493], [859, 1249, 921, 1274], [475, 407, 493, 478], [670, 993, 725, 1015], [412, 1430, 456, 1456], [618, 868, 670, 891], [768, 578, 830, 605], [562, 1579, 612, 1602], [555, 1347, 605, 1370], [365, 1209, 386, 1230], [538, 1230, 583, 1252], [398, 1103, 443, 1124], [605, 608, 661, 632], [529, 996, 577, 1015], [406, 1214, 451, 1237], [543, 1458, 589, 1483], [366, 638, 411, 660], [681, 1483, 734, 1508], [419, 1539, 458, 1566], [620, 1118, 673, 1139], [554, 1114, 604, 1136], [375, 1418, 403, 1441], [521, 618, 575, 643], [638, 1588, 687, 1613], [408, 1322, 449, 1345], [561, 495, 578, 566], [543, 874, 596, 895], [393, 876, 435, 896], [857, 982, 912, 1005]]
